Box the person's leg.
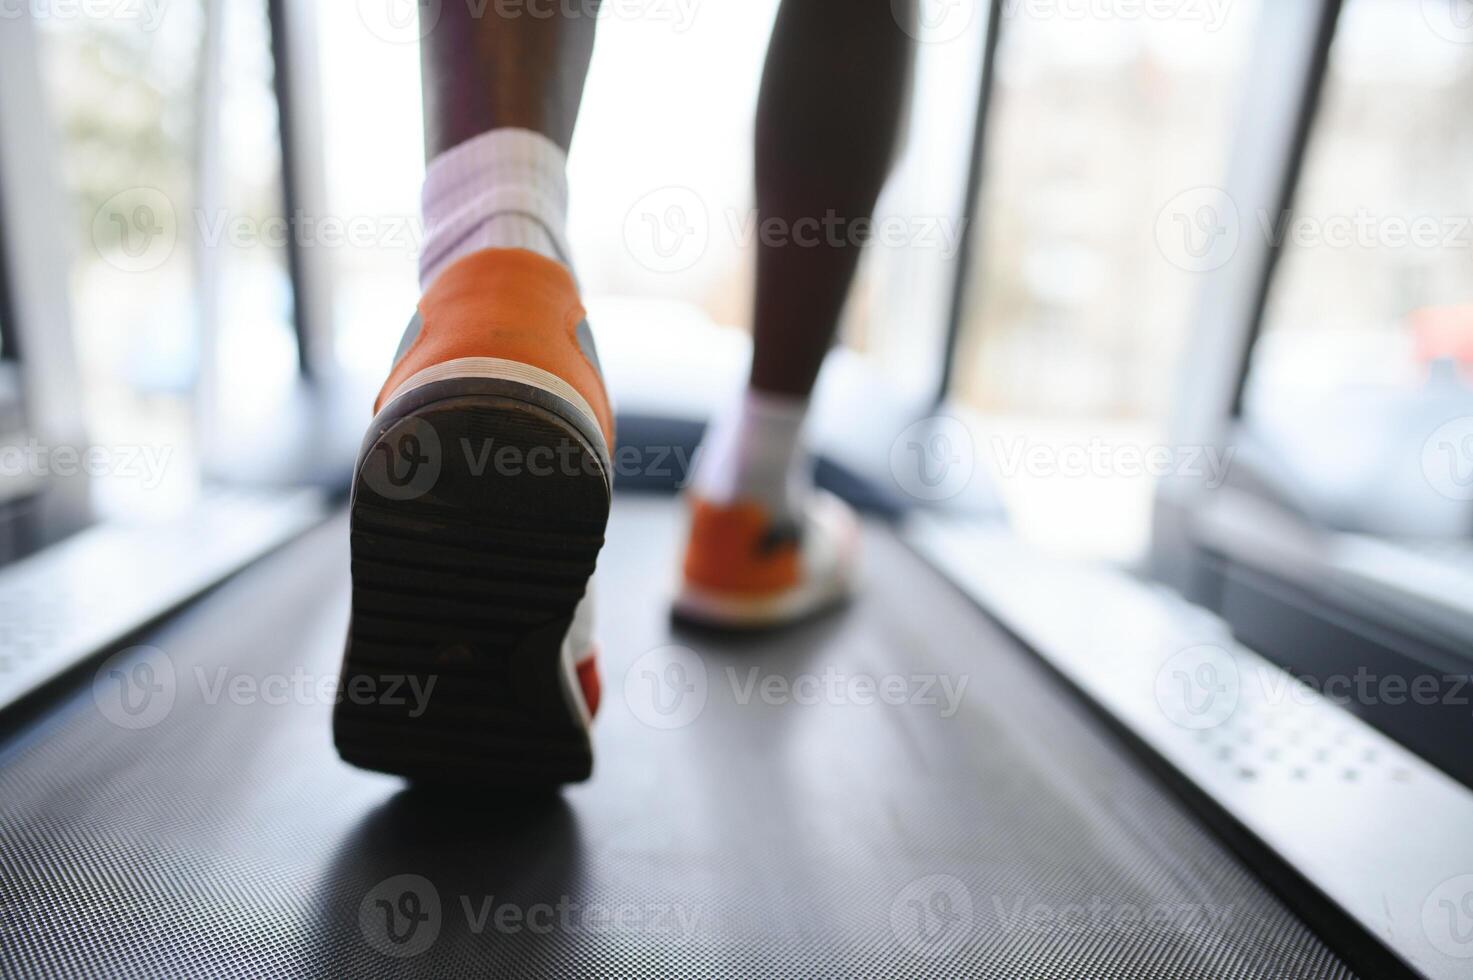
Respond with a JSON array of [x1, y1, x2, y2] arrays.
[[417, 6, 598, 283], [336, 7, 613, 785], [679, 0, 915, 628], [420, 3, 596, 157], [749, 0, 915, 398]]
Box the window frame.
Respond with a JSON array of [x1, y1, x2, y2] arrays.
[[1146, 0, 1473, 787], [0, 9, 91, 552]]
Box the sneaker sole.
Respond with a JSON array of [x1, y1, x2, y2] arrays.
[[334, 369, 611, 787]]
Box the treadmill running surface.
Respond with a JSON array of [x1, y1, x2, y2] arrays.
[[0, 497, 1355, 978]]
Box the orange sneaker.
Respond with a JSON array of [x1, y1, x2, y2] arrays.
[[334, 248, 612, 786], [675, 489, 861, 629]]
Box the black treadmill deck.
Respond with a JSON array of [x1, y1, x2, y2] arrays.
[[0, 498, 1355, 978]]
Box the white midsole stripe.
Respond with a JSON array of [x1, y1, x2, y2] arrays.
[[385, 356, 607, 457], [561, 589, 595, 729]]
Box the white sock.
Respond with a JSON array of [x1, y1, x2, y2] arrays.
[[692, 389, 812, 521], [418, 127, 573, 290]]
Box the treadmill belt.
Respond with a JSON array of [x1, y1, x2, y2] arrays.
[[0, 498, 1356, 978]]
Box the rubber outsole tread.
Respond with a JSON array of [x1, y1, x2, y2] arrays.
[[334, 388, 609, 786]]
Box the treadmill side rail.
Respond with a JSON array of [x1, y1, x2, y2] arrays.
[[906, 513, 1473, 980], [0, 489, 327, 716]]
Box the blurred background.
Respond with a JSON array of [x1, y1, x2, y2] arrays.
[[8, 7, 1473, 974], [13, 0, 1473, 563]]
